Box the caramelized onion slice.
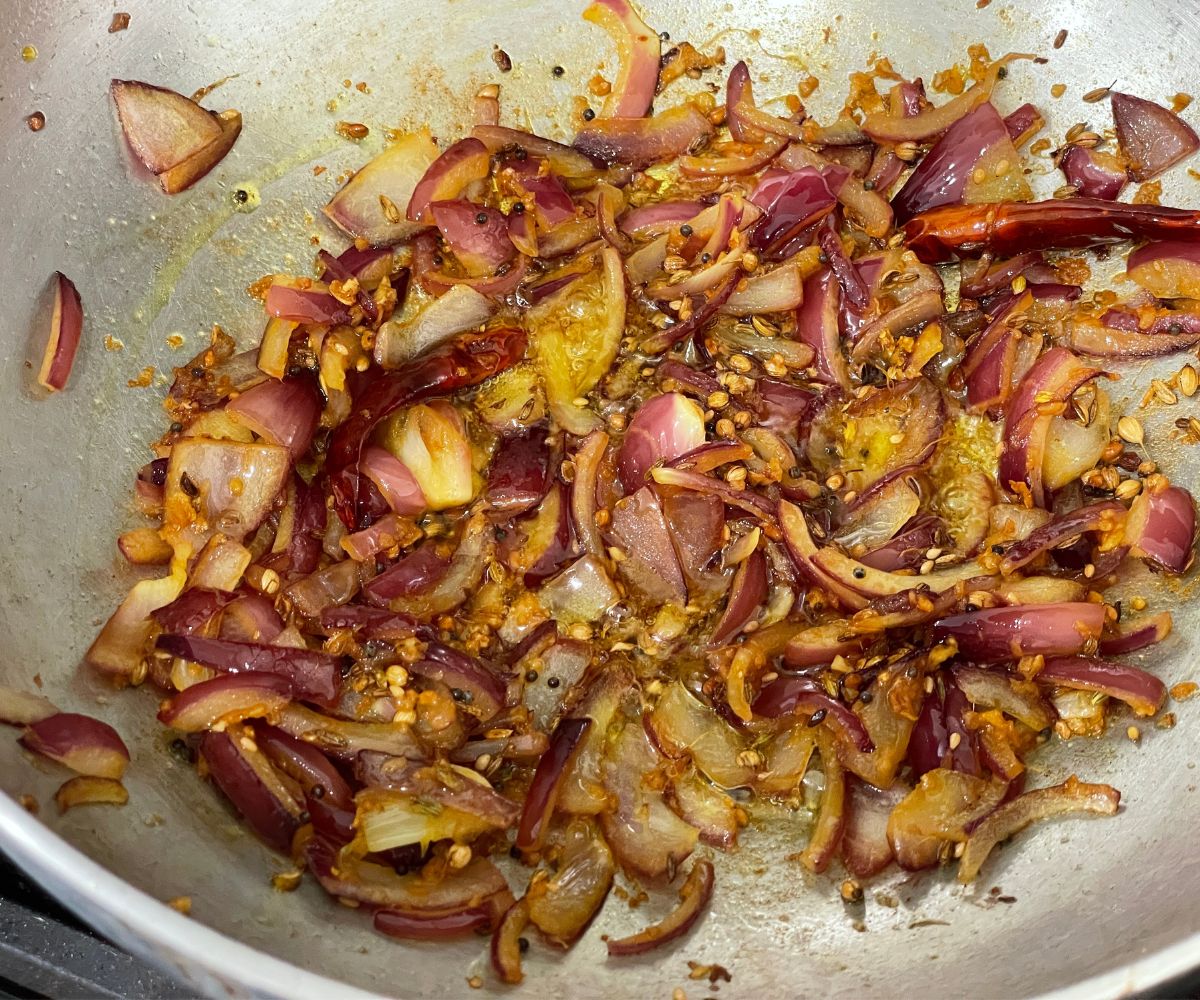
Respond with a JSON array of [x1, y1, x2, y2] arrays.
[[958, 776, 1120, 882], [606, 858, 714, 956]]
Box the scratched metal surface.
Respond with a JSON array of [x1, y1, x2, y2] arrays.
[[1, 0, 1199, 997]]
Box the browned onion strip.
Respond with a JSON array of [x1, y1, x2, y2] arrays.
[[54, 775, 129, 814], [490, 898, 531, 984], [606, 858, 715, 956], [957, 776, 1120, 882]]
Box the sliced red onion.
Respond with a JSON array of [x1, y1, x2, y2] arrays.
[[783, 621, 863, 668], [317, 249, 380, 322], [1111, 91, 1200, 181], [359, 446, 427, 517], [20, 713, 130, 779], [412, 233, 529, 299], [430, 200, 515, 276], [778, 143, 893, 238], [317, 604, 426, 641], [862, 63, 1001, 143], [953, 665, 1055, 731], [998, 347, 1104, 507], [647, 682, 754, 789], [569, 430, 609, 560], [506, 210, 538, 257], [665, 768, 742, 849], [907, 676, 980, 778], [520, 639, 592, 733], [1060, 145, 1127, 201], [323, 129, 438, 244], [819, 228, 869, 309], [796, 269, 850, 388], [154, 634, 342, 708], [275, 703, 424, 760], [841, 777, 909, 878], [721, 258, 806, 315], [264, 283, 352, 325], [225, 377, 320, 461], [37, 272, 84, 392], [709, 549, 766, 645], [582, 0, 660, 118], [800, 732, 847, 872], [998, 500, 1124, 574], [406, 137, 490, 223], [640, 273, 739, 353], [858, 515, 943, 573], [1003, 102, 1044, 147], [491, 899, 530, 985], [679, 133, 787, 178], [958, 776, 1120, 882], [117, 526, 172, 566], [1126, 239, 1200, 299], [849, 289, 944, 363], [1099, 612, 1172, 656], [151, 587, 233, 635], [1037, 656, 1166, 717], [621, 200, 704, 236], [375, 906, 494, 941], [354, 758, 520, 832], [0, 685, 58, 727], [521, 485, 579, 588], [960, 252, 1043, 298], [1069, 315, 1200, 357], [932, 602, 1106, 661], [724, 60, 758, 142], [618, 391, 707, 493], [474, 125, 601, 179], [157, 673, 293, 732], [308, 833, 509, 911], [340, 513, 419, 564], [253, 722, 353, 808], [375, 284, 495, 370], [893, 102, 1030, 222], [485, 426, 552, 517], [609, 486, 688, 604], [110, 78, 223, 174], [1125, 484, 1196, 573], [749, 167, 844, 257], [515, 717, 591, 851], [408, 647, 506, 722], [650, 465, 776, 520], [600, 721, 698, 878], [355, 555, 441, 620], [888, 768, 1006, 871], [752, 676, 874, 752], [526, 819, 615, 946], [574, 105, 713, 169], [86, 560, 189, 678], [518, 172, 577, 229], [54, 775, 130, 814], [606, 858, 714, 956], [284, 560, 362, 618]]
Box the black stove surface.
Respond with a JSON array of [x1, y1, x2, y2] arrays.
[[2, 847, 1197, 999], [0, 850, 195, 999]]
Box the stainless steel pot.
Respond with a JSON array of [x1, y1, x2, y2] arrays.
[[3, 0, 1199, 996]]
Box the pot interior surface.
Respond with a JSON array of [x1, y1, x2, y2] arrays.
[[1, 0, 1199, 996]]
